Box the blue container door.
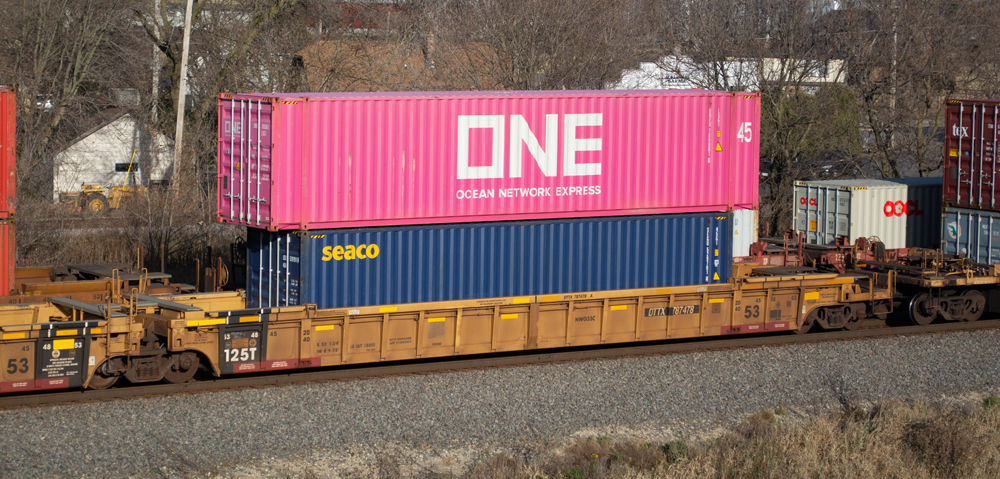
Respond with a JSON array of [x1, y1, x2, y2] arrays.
[[294, 213, 732, 309], [246, 229, 302, 308], [942, 207, 1000, 264]]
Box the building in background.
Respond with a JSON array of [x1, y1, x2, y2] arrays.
[[609, 55, 846, 93], [52, 112, 172, 201]]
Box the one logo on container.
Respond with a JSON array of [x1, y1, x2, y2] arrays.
[[455, 114, 603, 180]]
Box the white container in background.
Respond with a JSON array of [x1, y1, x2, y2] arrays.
[[732, 208, 758, 257], [792, 177, 942, 249]]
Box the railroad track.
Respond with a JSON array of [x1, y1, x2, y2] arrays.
[[3, 318, 998, 410]]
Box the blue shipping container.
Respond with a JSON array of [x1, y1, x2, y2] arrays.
[[247, 213, 733, 309], [942, 207, 1000, 264]]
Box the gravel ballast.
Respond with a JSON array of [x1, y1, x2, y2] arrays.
[[1, 329, 999, 478]]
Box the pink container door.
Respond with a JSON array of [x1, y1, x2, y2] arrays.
[[218, 97, 273, 226]]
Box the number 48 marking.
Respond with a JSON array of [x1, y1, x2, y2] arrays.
[[737, 122, 753, 143]]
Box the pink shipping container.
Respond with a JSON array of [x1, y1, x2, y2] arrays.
[[218, 90, 760, 230]]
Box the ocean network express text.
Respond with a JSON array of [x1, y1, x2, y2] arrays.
[[456, 185, 601, 199]]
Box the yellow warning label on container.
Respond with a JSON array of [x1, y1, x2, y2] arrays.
[[542, 295, 559, 302], [713, 272, 720, 280], [950, 149, 959, 157], [826, 278, 854, 284], [610, 305, 628, 311], [714, 249, 719, 257], [89, 328, 102, 334], [2, 332, 25, 340], [656, 288, 672, 294], [56, 329, 77, 336], [379, 306, 398, 313], [513, 297, 530, 304], [239, 316, 259, 322], [315, 325, 337, 331], [186, 319, 226, 327], [717, 130, 721, 137], [715, 142, 723, 151], [427, 317, 446, 323], [804, 292, 820, 301], [500, 313, 519, 319], [709, 298, 725, 303], [53, 339, 76, 350], [809, 220, 817, 231]]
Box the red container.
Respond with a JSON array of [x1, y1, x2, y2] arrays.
[[218, 90, 760, 230], [0, 214, 12, 295], [943, 98, 1000, 211], [0, 87, 14, 215]]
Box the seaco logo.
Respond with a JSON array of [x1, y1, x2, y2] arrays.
[[456, 114, 603, 180], [322, 244, 380, 261], [883, 200, 923, 217]]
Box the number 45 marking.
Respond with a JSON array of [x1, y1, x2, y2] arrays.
[[737, 122, 753, 143]]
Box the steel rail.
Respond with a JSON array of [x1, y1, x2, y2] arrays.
[[2, 318, 998, 410]]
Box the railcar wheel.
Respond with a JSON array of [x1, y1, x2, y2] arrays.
[[794, 310, 818, 334], [87, 372, 119, 390], [959, 290, 985, 322], [844, 307, 865, 331], [163, 352, 199, 384], [908, 292, 935, 326]]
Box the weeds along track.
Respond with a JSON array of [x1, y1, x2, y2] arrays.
[[2, 318, 998, 410]]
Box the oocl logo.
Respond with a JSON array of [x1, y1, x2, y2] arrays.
[[882, 200, 923, 217], [321, 244, 380, 261]]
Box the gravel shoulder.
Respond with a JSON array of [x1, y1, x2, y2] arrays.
[[1, 329, 998, 478]]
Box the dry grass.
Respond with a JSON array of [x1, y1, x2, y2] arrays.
[[400, 397, 1000, 479], [14, 187, 243, 286]]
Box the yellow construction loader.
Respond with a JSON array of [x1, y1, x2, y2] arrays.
[[73, 184, 146, 213], [61, 150, 147, 213]]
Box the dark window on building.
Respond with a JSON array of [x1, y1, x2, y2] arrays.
[[114, 163, 136, 172]]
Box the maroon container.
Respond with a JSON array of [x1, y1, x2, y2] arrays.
[[943, 98, 1000, 211], [0, 87, 14, 215]]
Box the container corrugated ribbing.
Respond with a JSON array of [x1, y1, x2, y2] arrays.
[[246, 213, 733, 309], [942, 207, 1000, 264], [792, 177, 942, 249], [218, 90, 760, 231], [0, 87, 14, 215], [731, 208, 758, 257], [943, 99, 1000, 212], [0, 214, 11, 295]]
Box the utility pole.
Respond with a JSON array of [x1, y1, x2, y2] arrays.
[[171, 0, 194, 201], [149, 0, 162, 189]]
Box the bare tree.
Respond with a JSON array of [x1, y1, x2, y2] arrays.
[[844, 0, 1000, 178], [433, 0, 647, 91], [655, 0, 859, 234], [0, 0, 136, 200]]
